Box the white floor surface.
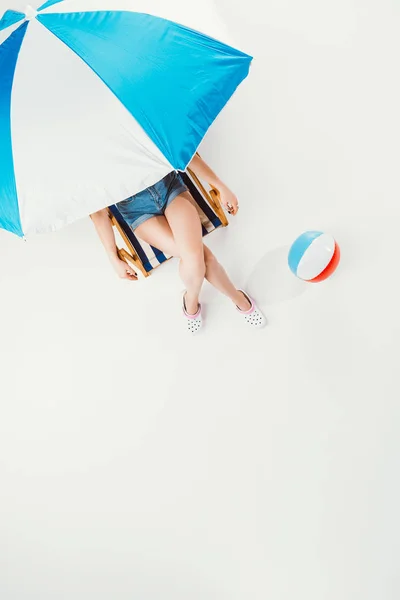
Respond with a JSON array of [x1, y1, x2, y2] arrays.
[[1, 1, 399, 598]]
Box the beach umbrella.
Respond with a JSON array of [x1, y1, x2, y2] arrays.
[[0, 1, 252, 236]]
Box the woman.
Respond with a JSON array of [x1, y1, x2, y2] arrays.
[[90, 155, 265, 333]]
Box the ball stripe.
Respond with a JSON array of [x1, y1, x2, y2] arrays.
[[296, 233, 335, 280], [308, 242, 340, 282], [288, 231, 323, 277]]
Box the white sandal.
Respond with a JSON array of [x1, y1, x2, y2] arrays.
[[182, 292, 203, 334], [236, 290, 266, 329]]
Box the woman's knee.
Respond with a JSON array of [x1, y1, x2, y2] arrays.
[[181, 249, 206, 278]]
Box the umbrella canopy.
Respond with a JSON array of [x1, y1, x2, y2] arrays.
[[0, 1, 252, 237]]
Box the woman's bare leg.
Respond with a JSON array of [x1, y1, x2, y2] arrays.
[[135, 196, 251, 312], [135, 205, 204, 314], [164, 193, 206, 314], [202, 247, 251, 310], [135, 215, 177, 256]]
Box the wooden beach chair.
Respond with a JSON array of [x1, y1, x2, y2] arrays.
[[108, 168, 228, 278]]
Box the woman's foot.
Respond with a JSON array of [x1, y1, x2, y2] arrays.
[[235, 290, 267, 329], [182, 292, 203, 334], [234, 290, 252, 312]]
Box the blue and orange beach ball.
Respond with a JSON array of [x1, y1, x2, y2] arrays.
[[288, 231, 340, 282]]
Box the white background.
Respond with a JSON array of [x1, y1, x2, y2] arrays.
[[1, 1, 399, 599]]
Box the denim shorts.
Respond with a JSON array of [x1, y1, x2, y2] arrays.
[[116, 171, 188, 231]]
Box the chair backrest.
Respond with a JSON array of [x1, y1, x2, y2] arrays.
[[109, 169, 227, 277]]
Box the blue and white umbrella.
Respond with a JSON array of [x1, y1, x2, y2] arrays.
[[0, 0, 252, 237]]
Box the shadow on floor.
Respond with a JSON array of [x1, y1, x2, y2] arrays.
[[246, 245, 308, 306]]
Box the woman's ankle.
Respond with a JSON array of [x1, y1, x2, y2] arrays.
[[184, 292, 200, 316]]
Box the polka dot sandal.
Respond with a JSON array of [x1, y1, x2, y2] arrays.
[[182, 293, 203, 335], [236, 290, 266, 329]]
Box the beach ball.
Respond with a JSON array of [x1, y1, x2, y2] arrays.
[[288, 231, 340, 282]]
